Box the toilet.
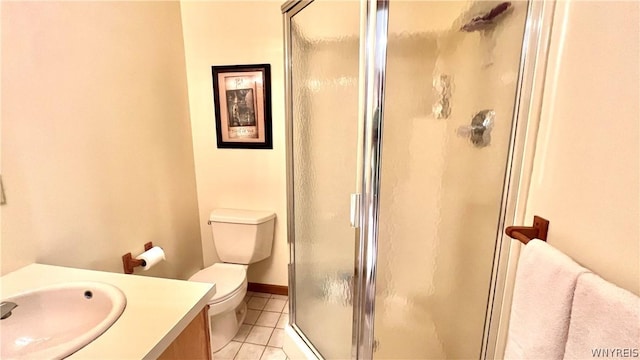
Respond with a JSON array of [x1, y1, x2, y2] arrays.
[[189, 208, 276, 352]]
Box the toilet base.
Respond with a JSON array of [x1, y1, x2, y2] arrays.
[[209, 300, 247, 353]]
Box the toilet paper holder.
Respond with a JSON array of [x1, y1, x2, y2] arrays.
[[122, 242, 153, 274]]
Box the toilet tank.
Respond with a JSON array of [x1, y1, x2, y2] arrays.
[[209, 209, 276, 264]]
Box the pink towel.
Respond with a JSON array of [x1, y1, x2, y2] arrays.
[[504, 240, 589, 359], [564, 272, 640, 359]]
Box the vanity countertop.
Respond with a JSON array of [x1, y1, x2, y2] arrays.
[[0, 263, 216, 359]]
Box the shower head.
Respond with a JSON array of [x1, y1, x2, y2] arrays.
[[460, 2, 512, 32]]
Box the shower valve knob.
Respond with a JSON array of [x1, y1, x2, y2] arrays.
[[457, 109, 495, 147]]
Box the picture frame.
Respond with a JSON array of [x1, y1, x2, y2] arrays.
[[212, 64, 273, 149]]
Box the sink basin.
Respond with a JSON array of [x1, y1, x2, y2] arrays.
[[0, 281, 126, 359]]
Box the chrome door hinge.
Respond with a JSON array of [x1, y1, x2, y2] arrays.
[[350, 193, 361, 228]]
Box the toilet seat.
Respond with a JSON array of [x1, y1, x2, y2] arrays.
[[189, 263, 247, 304]]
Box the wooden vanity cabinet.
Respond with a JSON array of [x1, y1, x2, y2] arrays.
[[158, 306, 211, 360]]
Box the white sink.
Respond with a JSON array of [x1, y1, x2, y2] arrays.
[[0, 281, 126, 359]]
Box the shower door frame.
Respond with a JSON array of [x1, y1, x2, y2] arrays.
[[283, 1, 364, 358], [351, 0, 387, 358], [478, 1, 557, 358], [281, 1, 324, 358], [282, 0, 555, 358]]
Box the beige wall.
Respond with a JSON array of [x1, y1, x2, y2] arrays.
[[180, 1, 288, 285], [525, 0, 639, 295], [1, 1, 203, 280]]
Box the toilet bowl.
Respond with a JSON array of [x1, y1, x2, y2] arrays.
[[189, 208, 276, 353], [190, 263, 249, 352]]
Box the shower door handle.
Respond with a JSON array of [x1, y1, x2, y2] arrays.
[[457, 109, 495, 147], [350, 193, 361, 228]]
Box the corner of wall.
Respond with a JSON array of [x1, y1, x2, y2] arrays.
[[180, 1, 288, 286]]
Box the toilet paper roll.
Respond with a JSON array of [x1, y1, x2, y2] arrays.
[[135, 246, 165, 271]]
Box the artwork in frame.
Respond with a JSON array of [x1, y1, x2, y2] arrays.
[[212, 64, 273, 149]]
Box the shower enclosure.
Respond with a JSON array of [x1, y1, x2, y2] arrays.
[[283, 0, 551, 358]]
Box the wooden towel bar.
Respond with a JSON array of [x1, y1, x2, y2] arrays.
[[505, 216, 550, 244]]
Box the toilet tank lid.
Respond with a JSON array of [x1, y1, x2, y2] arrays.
[[209, 208, 276, 225]]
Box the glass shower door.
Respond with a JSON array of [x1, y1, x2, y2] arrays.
[[285, 1, 361, 358], [372, 1, 530, 358]]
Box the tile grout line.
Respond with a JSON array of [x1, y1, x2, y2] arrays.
[[265, 326, 276, 348], [257, 344, 266, 360]]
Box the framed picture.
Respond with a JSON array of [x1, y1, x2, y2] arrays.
[[212, 64, 273, 149]]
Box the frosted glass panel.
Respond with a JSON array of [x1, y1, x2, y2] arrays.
[[290, 1, 360, 358], [373, 1, 529, 358]]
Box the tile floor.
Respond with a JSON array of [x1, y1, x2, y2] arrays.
[[213, 291, 289, 360]]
